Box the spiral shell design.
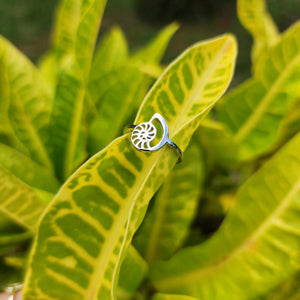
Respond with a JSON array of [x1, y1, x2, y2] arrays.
[[131, 122, 157, 150]]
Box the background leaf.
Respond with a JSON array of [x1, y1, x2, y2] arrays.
[[117, 246, 148, 299], [0, 143, 59, 193], [49, 0, 107, 180], [237, 0, 279, 69], [218, 21, 300, 161], [134, 141, 205, 263], [152, 294, 199, 300], [0, 167, 46, 232], [88, 23, 178, 154], [150, 132, 300, 300], [0, 36, 53, 169]]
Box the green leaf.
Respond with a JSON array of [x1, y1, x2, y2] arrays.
[[276, 97, 300, 145], [4, 254, 27, 269], [117, 246, 148, 299], [0, 36, 53, 169], [38, 0, 81, 87], [218, 21, 300, 161], [0, 167, 46, 232], [134, 141, 205, 263], [237, 0, 279, 68], [149, 132, 300, 300], [152, 294, 199, 300], [49, 0, 107, 179], [51, 0, 81, 60], [90, 26, 129, 81], [197, 119, 237, 167], [256, 272, 300, 300], [0, 231, 32, 248], [88, 23, 178, 154], [23, 34, 236, 300], [0, 143, 59, 193]]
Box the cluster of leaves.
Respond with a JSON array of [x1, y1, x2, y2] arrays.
[[0, 0, 299, 299]]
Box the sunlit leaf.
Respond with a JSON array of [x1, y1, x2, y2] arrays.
[[0, 143, 59, 193], [49, 0, 107, 179], [218, 22, 300, 161], [150, 132, 300, 300], [134, 141, 205, 263], [0, 36, 53, 169], [237, 0, 279, 69], [23, 34, 236, 300], [0, 167, 46, 232]]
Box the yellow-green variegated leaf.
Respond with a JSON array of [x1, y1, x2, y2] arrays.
[[0, 36, 53, 169], [0, 143, 59, 193], [134, 141, 204, 263], [38, 0, 81, 87], [152, 294, 199, 300], [218, 22, 300, 161], [117, 246, 148, 299], [0, 167, 46, 232], [88, 23, 178, 154], [0, 231, 32, 252], [237, 0, 279, 68], [23, 34, 236, 300], [150, 132, 300, 300], [90, 26, 129, 82], [51, 0, 81, 60], [49, 0, 107, 179]]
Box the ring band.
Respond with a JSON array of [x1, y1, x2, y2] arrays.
[[125, 113, 182, 163]]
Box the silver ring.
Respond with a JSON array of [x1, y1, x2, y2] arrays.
[[126, 113, 182, 163]]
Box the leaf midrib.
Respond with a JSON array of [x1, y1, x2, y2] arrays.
[[84, 137, 166, 300], [9, 90, 53, 171], [171, 38, 234, 135], [234, 53, 300, 143], [155, 175, 300, 289]]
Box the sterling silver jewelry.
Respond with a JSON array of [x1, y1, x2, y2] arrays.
[[126, 113, 182, 163]]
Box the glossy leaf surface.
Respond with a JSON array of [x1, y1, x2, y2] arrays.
[[150, 132, 300, 300], [23, 34, 236, 300]]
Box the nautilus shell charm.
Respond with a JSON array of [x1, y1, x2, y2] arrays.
[[131, 122, 157, 150], [129, 113, 182, 163]]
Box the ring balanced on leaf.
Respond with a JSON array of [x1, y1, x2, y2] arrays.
[[0, 0, 299, 299]]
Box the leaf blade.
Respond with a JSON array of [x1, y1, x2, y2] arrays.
[[0, 167, 46, 232], [150, 133, 300, 300], [218, 22, 300, 160], [134, 141, 205, 263], [0, 36, 53, 169], [49, 0, 107, 179]]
